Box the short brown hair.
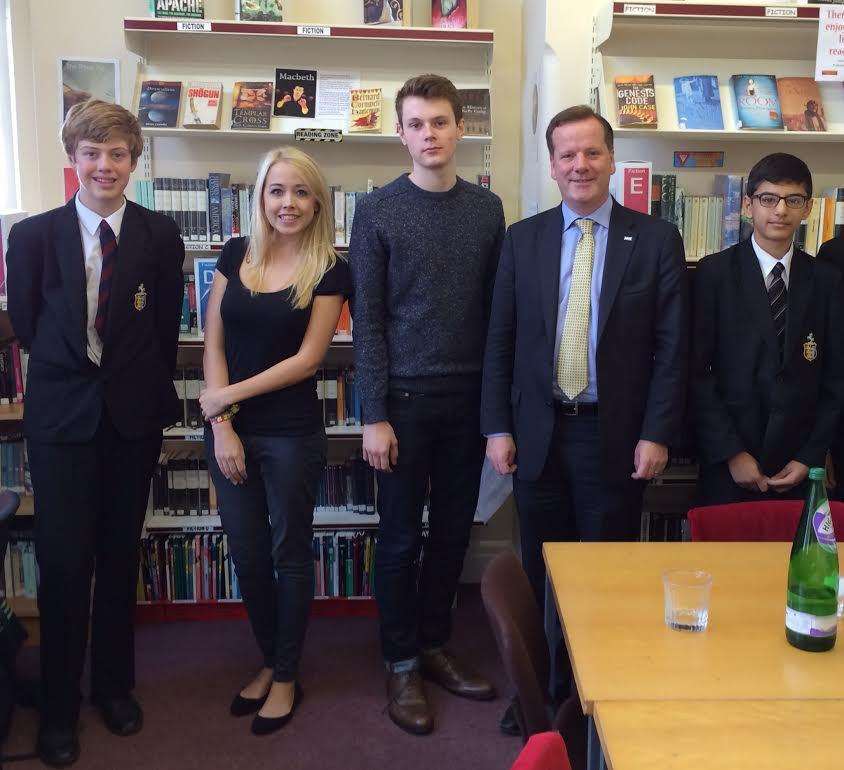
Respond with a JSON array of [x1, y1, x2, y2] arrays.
[[395, 74, 463, 127], [545, 105, 614, 155], [61, 99, 144, 162]]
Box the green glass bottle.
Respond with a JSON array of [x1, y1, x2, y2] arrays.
[[785, 467, 839, 652]]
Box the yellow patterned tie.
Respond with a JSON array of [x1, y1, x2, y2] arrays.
[[557, 218, 595, 400]]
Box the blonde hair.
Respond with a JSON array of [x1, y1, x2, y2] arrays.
[[242, 147, 338, 309], [61, 99, 144, 162]]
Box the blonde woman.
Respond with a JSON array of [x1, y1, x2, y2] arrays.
[[199, 147, 351, 735]]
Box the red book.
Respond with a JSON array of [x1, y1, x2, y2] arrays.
[[64, 167, 80, 202]]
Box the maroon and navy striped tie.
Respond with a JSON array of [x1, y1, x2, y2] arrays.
[[95, 220, 117, 339]]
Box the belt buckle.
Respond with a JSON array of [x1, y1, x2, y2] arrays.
[[559, 401, 578, 416]]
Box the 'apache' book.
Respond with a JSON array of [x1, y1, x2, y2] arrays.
[[613, 75, 657, 129], [138, 81, 182, 128], [274, 69, 317, 119], [152, 0, 204, 18], [349, 88, 382, 133], [182, 82, 222, 129], [235, 0, 283, 21], [673, 75, 723, 130], [730, 74, 782, 130], [457, 88, 491, 136], [363, 0, 407, 25], [230, 82, 273, 130], [777, 77, 827, 132], [431, 0, 479, 29]]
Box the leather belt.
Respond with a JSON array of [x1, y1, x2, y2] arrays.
[[554, 401, 599, 416]]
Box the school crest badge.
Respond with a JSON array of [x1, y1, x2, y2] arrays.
[[803, 332, 817, 362], [134, 283, 147, 312]]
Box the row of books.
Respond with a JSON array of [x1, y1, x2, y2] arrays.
[[3, 537, 37, 600], [615, 74, 828, 132], [138, 533, 242, 603], [138, 75, 490, 136], [0, 343, 26, 404], [0, 437, 30, 496], [317, 456, 376, 514], [650, 172, 844, 259], [169, 366, 362, 432], [133, 175, 254, 243], [150, 452, 376, 518], [315, 531, 376, 599], [151, 0, 480, 30]]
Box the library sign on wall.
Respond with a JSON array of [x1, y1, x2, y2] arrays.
[[816, 6, 844, 81]]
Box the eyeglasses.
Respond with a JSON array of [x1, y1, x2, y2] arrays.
[[751, 193, 809, 209]]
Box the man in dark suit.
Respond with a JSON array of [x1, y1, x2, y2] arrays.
[[481, 105, 688, 728], [692, 153, 844, 505], [816, 232, 844, 499], [7, 100, 183, 766]]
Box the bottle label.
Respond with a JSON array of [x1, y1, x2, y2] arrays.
[[812, 502, 837, 552], [785, 607, 837, 638]]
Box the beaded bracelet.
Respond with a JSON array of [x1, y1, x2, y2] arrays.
[[209, 403, 240, 424]]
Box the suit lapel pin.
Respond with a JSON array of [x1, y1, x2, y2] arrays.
[[803, 332, 817, 362], [134, 283, 147, 312], [623, 235, 633, 241]]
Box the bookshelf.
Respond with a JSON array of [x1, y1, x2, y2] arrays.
[[593, 1, 844, 197]]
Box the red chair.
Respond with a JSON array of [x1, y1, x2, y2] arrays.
[[511, 732, 572, 770], [687, 500, 844, 541]]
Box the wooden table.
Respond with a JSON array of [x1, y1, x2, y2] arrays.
[[594, 700, 844, 770], [542, 542, 844, 769]]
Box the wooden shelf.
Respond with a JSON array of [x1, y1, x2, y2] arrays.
[[144, 126, 492, 143], [135, 595, 377, 622], [124, 18, 493, 55], [163, 424, 362, 441], [145, 507, 378, 532], [6, 595, 37, 618], [610, 3, 820, 22], [0, 403, 23, 422], [613, 128, 844, 142]]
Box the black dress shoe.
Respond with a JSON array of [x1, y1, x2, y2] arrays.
[[37, 726, 80, 767], [95, 695, 143, 736], [230, 691, 269, 717], [251, 682, 303, 736], [499, 698, 521, 736]]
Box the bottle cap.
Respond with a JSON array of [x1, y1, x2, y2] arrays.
[[809, 467, 826, 481]]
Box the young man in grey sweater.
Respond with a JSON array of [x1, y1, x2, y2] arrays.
[[349, 74, 505, 735]]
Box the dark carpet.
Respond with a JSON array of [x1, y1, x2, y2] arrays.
[[4, 587, 522, 769]]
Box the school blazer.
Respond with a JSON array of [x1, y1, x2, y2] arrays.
[[6, 197, 185, 442], [691, 239, 844, 475]]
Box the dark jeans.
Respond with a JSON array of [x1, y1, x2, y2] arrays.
[[27, 411, 161, 729], [207, 428, 325, 682], [513, 409, 644, 699], [375, 386, 484, 665]]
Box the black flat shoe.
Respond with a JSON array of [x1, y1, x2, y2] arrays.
[[94, 695, 143, 737], [37, 726, 80, 767], [230, 691, 269, 717], [251, 682, 303, 736]]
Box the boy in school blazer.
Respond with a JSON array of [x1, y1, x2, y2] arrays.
[[6, 100, 184, 766], [692, 153, 844, 504]]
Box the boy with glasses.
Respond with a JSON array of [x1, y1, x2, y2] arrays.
[[692, 153, 844, 504]]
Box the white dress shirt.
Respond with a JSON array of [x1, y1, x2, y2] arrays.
[[75, 195, 126, 366], [751, 233, 793, 291]]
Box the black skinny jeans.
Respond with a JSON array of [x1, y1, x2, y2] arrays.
[[207, 428, 325, 682]]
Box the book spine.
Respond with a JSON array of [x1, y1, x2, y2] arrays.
[[208, 175, 223, 242]]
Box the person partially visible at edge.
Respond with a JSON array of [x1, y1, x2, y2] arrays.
[[6, 99, 185, 767], [692, 152, 844, 505], [349, 73, 505, 735], [199, 147, 351, 736]]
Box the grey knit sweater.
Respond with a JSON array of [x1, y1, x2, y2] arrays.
[[349, 173, 505, 424]]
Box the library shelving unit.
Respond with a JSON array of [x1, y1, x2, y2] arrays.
[[592, 2, 844, 203], [121, 15, 496, 620]]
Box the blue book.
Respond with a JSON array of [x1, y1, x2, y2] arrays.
[[713, 174, 744, 249], [674, 75, 724, 130], [730, 74, 782, 130], [194, 257, 217, 333]]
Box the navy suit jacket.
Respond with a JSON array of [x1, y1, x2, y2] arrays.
[[6, 197, 184, 442], [481, 200, 689, 483]]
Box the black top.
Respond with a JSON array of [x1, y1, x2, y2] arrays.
[[216, 237, 352, 436]]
